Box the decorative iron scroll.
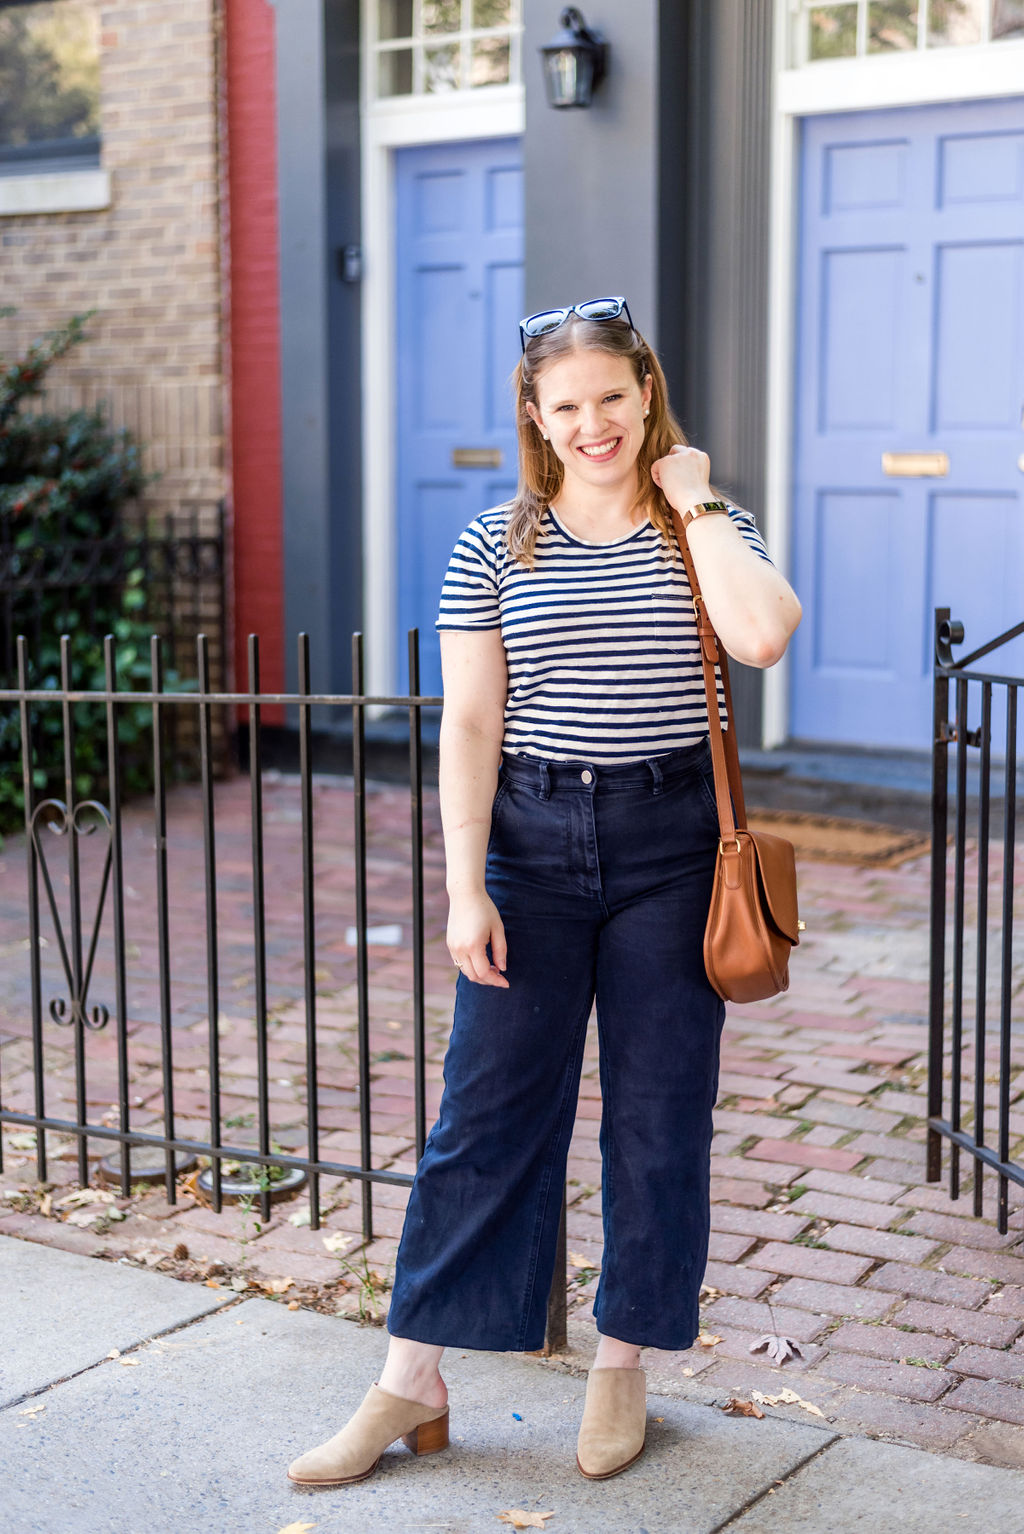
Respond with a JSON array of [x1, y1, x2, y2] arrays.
[[29, 798, 113, 1031]]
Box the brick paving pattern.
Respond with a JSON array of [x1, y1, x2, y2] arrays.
[[2, 772, 1024, 1467]]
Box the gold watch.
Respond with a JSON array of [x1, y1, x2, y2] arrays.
[[681, 499, 729, 529]]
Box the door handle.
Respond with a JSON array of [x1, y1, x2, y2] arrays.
[[451, 447, 503, 469], [882, 451, 949, 477]]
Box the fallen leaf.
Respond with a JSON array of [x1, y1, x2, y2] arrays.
[[322, 1231, 353, 1254], [262, 1276, 295, 1294], [749, 1332, 804, 1365], [722, 1397, 764, 1418], [275, 1523, 318, 1534], [56, 1188, 116, 1209], [19, 1404, 46, 1417], [120, 1357, 140, 1367], [7, 1133, 36, 1150], [654, 1416, 665, 1423], [497, 1513, 555, 1530], [229, 1276, 250, 1292], [681, 1367, 695, 1377], [204, 1278, 221, 1288], [751, 1387, 823, 1416], [288, 1207, 312, 1228], [568, 1251, 594, 1269], [697, 1332, 722, 1348], [39, 1192, 52, 1216], [173, 1242, 189, 1260], [287, 1300, 301, 1311]]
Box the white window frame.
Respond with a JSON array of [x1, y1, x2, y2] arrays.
[[367, 0, 522, 102], [360, 35, 524, 693], [763, 0, 1024, 747]]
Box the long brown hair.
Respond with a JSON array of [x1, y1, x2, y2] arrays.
[[506, 312, 689, 567]]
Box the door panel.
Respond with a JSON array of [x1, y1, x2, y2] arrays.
[[395, 138, 523, 696], [791, 98, 1024, 750]]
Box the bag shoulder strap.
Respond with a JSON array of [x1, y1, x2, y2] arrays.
[[669, 506, 748, 838]]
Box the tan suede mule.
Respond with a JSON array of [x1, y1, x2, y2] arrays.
[[576, 1366, 647, 1479], [287, 1383, 450, 1487]]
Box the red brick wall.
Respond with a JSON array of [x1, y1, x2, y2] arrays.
[[224, 0, 284, 697]]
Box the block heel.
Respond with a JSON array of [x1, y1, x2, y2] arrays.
[[402, 1408, 450, 1455], [287, 1385, 450, 1486]]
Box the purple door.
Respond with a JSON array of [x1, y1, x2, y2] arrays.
[[395, 137, 523, 695], [790, 97, 1024, 750]]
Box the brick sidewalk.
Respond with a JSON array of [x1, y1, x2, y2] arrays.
[[2, 772, 1024, 1467]]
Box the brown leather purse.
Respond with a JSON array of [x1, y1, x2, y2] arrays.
[[671, 510, 802, 1003]]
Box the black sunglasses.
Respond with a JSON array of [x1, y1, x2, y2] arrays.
[[519, 296, 634, 352]]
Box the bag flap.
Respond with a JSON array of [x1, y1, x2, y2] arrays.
[[744, 829, 801, 945]]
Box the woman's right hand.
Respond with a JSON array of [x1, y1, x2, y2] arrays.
[[447, 890, 509, 988]]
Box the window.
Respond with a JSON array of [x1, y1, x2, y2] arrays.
[[371, 0, 521, 100], [791, 0, 1024, 63], [0, 0, 100, 173]]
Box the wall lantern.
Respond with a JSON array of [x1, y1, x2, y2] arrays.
[[539, 7, 608, 109]]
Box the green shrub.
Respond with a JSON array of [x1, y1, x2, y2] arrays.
[[0, 312, 185, 837]]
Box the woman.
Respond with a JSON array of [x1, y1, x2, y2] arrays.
[[288, 298, 801, 1488]]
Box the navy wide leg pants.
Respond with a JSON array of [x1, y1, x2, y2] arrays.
[[386, 739, 726, 1352]]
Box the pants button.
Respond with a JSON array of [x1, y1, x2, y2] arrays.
[[580, 769, 593, 785]]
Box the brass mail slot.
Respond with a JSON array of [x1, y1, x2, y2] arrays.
[[452, 447, 503, 469], [882, 450, 949, 478]]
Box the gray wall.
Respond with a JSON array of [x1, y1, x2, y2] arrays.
[[523, 1, 775, 743], [523, 2, 659, 337], [273, 0, 362, 695]]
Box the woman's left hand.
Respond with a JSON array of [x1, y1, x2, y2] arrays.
[[650, 444, 713, 511]]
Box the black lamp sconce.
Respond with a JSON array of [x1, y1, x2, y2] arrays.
[[539, 7, 608, 109]]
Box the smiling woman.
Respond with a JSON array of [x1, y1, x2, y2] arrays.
[[285, 301, 801, 1492]]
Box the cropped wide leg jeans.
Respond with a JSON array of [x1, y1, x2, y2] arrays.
[[386, 738, 727, 1353]]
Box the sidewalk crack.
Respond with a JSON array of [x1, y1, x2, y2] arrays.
[[706, 1432, 838, 1533]]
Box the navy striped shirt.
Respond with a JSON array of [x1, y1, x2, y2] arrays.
[[436, 504, 773, 764]]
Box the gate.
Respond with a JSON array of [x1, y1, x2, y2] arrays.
[[0, 630, 568, 1348], [928, 608, 1024, 1233]]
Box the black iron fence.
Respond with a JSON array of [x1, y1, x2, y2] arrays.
[[929, 608, 1024, 1233], [0, 629, 568, 1347]]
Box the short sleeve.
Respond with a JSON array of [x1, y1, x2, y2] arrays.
[[436, 517, 503, 631], [727, 504, 774, 565]]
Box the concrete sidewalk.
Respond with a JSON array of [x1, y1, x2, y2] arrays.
[[4, 1236, 1024, 1534]]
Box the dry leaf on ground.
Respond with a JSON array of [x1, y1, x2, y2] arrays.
[[567, 1252, 596, 1270], [275, 1523, 317, 1534], [722, 1397, 764, 1418], [697, 1332, 722, 1348], [288, 1207, 312, 1228], [322, 1232, 353, 1254], [56, 1188, 116, 1209], [749, 1333, 803, 1365], [262, 1276, 295, 1294], [497, 1513, 555, 1530], [751, 1388, 823, 1417]]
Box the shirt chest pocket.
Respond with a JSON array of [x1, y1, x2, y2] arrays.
[[651, 568, 695, 656]]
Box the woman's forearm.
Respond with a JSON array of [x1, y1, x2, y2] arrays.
[[439, 716, 503, 896], [685, 513, 802, 668]]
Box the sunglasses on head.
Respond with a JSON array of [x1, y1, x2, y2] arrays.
[[519, 296, 634, 352]]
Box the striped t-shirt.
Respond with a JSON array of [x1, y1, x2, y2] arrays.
[[436, 504, 773, 764]]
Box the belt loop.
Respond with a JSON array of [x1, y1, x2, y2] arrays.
[[647, 756, 664, 795], [537, 761, 551, 801]]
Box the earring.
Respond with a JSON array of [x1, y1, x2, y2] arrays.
[[643, 408, 649, 417]]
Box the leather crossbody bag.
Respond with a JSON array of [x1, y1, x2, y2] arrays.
[[671, 508, 802, 1003]]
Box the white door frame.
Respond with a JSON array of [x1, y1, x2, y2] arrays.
[[765, 9, 1024, 746], [361, 87, 524, 696]]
